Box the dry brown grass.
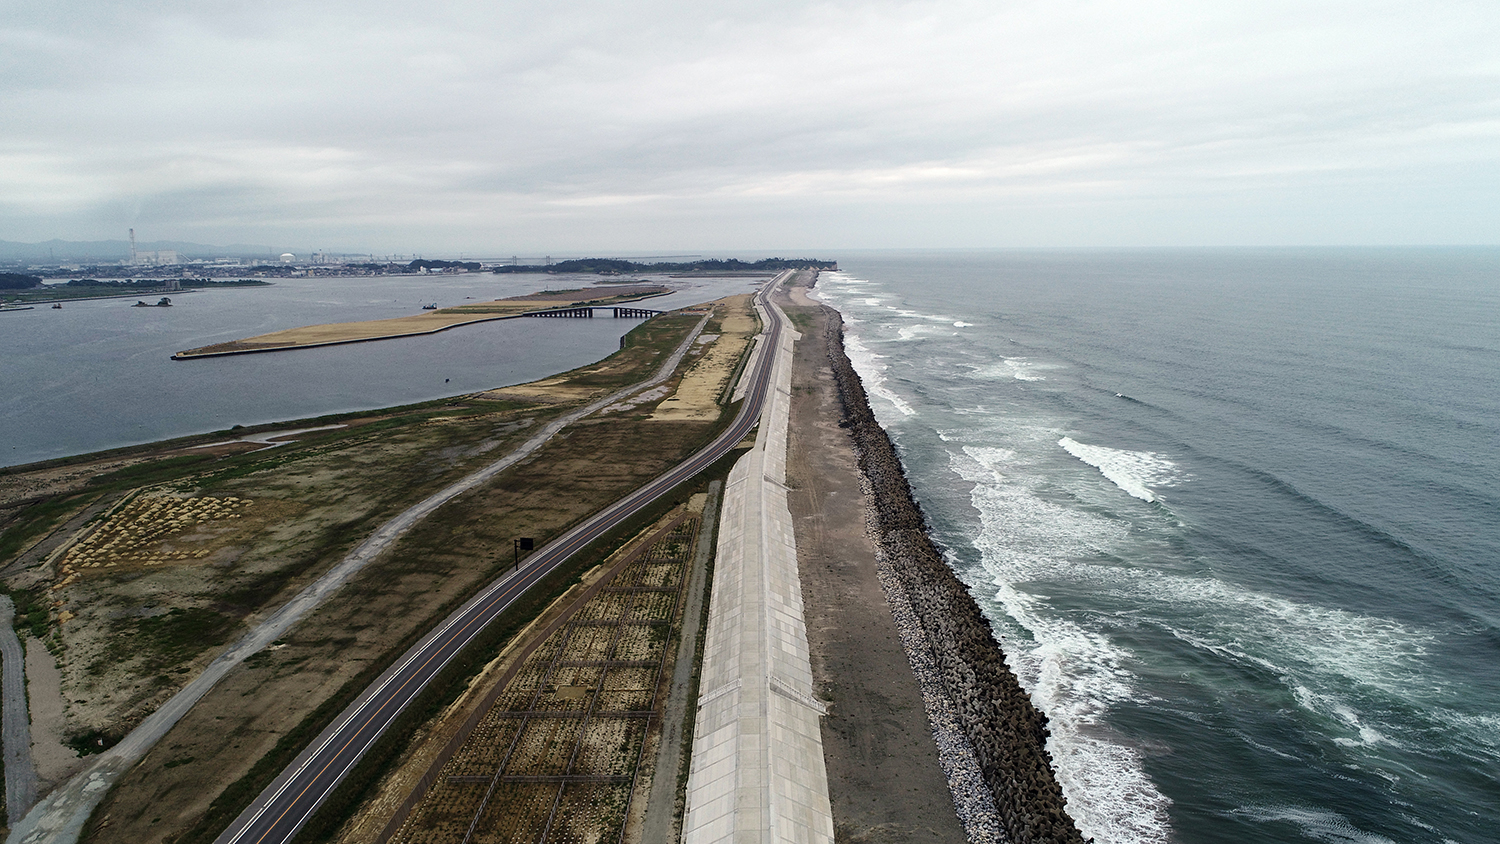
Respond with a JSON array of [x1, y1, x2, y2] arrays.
[[649, 295, 756, 422], [49, 493, 287, 587]]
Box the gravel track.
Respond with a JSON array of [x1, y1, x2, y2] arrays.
[[1, 596, 39, 824]]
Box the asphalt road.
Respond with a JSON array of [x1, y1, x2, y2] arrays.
[[215, 272, 791, 844]]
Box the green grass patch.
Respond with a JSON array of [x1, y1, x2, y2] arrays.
[[135, 607, 238, 667], [3, 586, 52, 639], [0, 492, 97, 565], [66, 728, 119, 757]]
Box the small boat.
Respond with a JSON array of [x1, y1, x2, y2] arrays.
[[422, 302, 439, 310], [52, 303, 62, 309]]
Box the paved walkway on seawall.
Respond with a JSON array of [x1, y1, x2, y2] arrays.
[[682, 290, 835, 843], [5, 315, 710, 844]]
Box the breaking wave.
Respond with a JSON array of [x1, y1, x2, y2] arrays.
[[1058, 437, 1184, 502]]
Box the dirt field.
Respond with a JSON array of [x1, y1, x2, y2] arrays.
[[777, 277, 968, 843], [363, 511, 699, 844], [650, 295, 757, 422], [25, 638, 73, 793], [329, 559, 619, 844]]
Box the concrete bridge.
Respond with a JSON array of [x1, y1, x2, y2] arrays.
[[521, 306, 664, 319]]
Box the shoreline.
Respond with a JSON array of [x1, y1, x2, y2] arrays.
[[820, 306, 1087, 843], [779, 280, 970, 842]]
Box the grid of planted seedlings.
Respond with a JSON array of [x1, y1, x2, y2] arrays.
[[391, 516, 697, 844]]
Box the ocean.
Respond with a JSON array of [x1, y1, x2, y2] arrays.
[[811, 249, 1500, 844], [0, 273, 763, 469]]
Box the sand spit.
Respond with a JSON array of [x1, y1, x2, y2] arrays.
[[172, 286, 671, 359], [824, 312, 1088, 844]]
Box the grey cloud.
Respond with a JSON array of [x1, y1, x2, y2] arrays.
[[1, 0, 1497, 249]]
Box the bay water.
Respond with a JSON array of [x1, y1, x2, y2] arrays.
[[813, 249, 1499, 844], [0, 273, 762, 468]]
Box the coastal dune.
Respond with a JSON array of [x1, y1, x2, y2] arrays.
[[823, 312, 1087, 844]]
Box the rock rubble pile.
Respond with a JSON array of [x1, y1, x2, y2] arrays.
[[826, 313, 1088, 844]]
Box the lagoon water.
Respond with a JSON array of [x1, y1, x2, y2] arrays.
[[814, 249, 1500, 844], [0, 273, 762, 468]]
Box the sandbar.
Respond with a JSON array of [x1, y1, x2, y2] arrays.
[[172, 285, 670, 359]]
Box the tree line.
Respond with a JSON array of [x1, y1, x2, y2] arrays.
[[0, 272, 42, 289]]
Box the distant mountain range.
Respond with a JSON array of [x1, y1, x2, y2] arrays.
[[0, 238, 281, 262]]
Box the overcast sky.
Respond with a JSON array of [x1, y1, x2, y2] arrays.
[[3, 0, 1497, 254]]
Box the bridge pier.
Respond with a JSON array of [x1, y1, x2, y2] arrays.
[[524, 307, 594, 318]]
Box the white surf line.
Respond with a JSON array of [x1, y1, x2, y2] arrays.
[[0, 597, 38, 823], [6, 314, 710, 844], [682, 282, 836, 844]]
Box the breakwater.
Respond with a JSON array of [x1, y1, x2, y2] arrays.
[[824, 312, 1086, 844]]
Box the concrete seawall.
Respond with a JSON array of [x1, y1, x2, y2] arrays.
[[681, 287, 836, 843], [823, 312, 1088, 844]]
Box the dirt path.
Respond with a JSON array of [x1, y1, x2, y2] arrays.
[[777, 283, 969, 843], [5, 315, 710, 844], [0, 597, 38, 824], [21, 643, 70, 798]]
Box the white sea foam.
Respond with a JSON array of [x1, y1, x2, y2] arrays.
[[1298, 687, 1391, 748], [889, 306, 961, 324], [816, 273, 916, 415], [967, 357, 1051, 381], [951, 443, 1172, 844], [1147, 575, 1432, 702], [1443, 711, 1500, 751], [954, 320, 973, 327], [1230, 805, 1399, 844], [1129, 564, 1450, 761], [823, 263, 1492, 840], [1058, 437, 1183, 502], [1007, 359, 1047, 381], [895, 324, 954, 341], [840, 329, 916, 417], [819, 271, 866, 286], [951, 434, 1449, 836]]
